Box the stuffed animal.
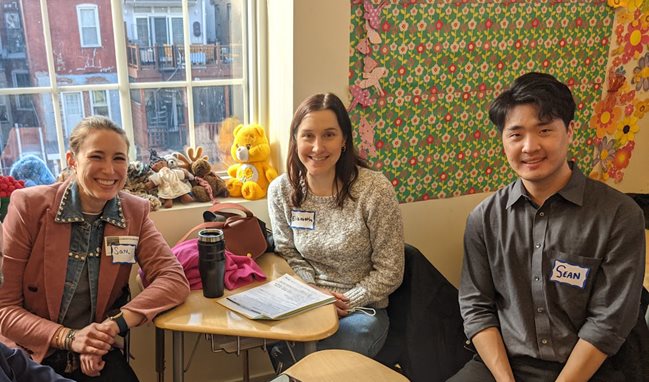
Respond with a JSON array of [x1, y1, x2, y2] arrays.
[[226, 124, 278, 200], [9, 155, 56, 187], [173, 147, 228, 203], [191, 158, 228, 202], [123, 161, 162, 211], [146, 150, 195, 208]]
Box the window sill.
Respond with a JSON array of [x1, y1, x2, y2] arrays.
[[150, 196, 268, 214]]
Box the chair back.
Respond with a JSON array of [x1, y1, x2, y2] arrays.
[[375, 244, 471, 382]]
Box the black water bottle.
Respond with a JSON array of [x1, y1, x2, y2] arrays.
[[197, 228, 226, 298]]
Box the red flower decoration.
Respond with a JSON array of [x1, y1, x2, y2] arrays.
[[0, 176, 25, 198]]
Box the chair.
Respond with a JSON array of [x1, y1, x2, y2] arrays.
[[283, 349, 409, 382], [375, 244, 472, 382]]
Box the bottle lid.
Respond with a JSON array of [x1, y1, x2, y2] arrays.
[[197, 228, 224, 243]]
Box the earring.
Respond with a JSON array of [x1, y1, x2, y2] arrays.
[[341, 146, 346, 152]]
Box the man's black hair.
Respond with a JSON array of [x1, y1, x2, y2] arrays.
[[488, 72, 576, 132]]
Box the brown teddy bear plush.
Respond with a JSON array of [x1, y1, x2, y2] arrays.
[[191, 158, 228, 202]]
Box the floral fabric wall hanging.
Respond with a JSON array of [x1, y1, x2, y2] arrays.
[[349, 1, 614, 202], [589, 1, 649, 183]]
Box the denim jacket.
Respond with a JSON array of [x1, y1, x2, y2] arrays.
[[54, 182, 126, 324]]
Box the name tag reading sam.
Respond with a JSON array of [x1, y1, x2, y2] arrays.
[[104, 236, 139, 264], [290, 210, 316, 230], [550, 260, 590, 289]]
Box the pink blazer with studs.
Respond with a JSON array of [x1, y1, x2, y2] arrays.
[[0, 179, 190, 362]]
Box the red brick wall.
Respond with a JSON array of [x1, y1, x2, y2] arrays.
[[22, 0, 116, 75]]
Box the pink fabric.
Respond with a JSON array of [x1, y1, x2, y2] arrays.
[[140, 238, 266, 290]]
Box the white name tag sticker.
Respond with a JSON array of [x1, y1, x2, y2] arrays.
[[105, 236, 139, 264], [550, 260, 590, 289], [290, 210, 316, 230]]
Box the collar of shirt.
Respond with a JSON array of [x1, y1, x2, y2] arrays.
[[54, 181, 126, 228], [505, 161, 586, 210]]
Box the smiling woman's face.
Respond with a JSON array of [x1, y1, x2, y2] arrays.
[[66, 129, 129, 214]]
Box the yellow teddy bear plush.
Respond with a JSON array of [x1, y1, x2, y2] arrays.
[[226, 124, 278, 200]]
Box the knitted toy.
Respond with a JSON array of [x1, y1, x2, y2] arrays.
[[146, 150, 195, 208], [123, 161, 162, 211], [9, 155, 56, 187], [226, 124, 278, 200], [173, 147, 228, 203]]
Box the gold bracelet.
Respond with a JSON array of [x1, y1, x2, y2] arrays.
[[52, 327, 65, 349]]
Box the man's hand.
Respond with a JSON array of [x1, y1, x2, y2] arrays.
[[555, 339, 607, 382], [472, 327, 515, 382]]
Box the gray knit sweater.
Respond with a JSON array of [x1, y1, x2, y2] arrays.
[[267, 167, 404, 309]]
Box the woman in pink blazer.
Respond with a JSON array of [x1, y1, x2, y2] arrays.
[[0, 116, 190, 381]]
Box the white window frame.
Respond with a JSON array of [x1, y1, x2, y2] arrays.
[[0, 0, 264, 175], [90, 90, 112, 119], [76, 4, 101, 48]]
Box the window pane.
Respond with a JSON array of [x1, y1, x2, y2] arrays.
[[48, 3, 113, 85], [192, 85, 244, 171], [79, 9, 96, 27], [124, 2, 186, 83], [82, 27, 99, 46], [192, 0, 244, 80], [130, 88, 188, 163], [60, 90, 119, 138], [0, 95, 61, 177]]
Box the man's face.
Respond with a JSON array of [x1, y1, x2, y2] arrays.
[[501, 103, 574, 192]]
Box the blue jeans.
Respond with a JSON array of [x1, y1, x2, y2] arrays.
[[269, 308, 389, 372]]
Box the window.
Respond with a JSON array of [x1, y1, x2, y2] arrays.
[[76, 4, 101, 48], [90, 90, 111, 118], [0, 0, 261, 177], [11, 71, 32, 110]]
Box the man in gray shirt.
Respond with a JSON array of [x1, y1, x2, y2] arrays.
[[448, 72, 645, 382]]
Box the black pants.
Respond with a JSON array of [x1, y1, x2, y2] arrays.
[[447, 354, 625, 382], [43, 349, 139, 382]]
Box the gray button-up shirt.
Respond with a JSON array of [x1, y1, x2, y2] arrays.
[[460, 163, 645, 362]]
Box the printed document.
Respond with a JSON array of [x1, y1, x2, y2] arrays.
[[217, 274, 336, 320]]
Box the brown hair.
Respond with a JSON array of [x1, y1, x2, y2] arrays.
[[68, 115, 130, 155], [287, 93, 368, 208]]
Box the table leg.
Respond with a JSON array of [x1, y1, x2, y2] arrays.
[[242, 349, 250, 382], [172, 331, 184, 382], [304, 341, 316, 355], [156, 328, 165, 382]]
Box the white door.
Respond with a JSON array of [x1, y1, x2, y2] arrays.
[[62, 92, 84, 137]]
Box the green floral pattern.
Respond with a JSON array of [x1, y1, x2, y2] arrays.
[[349, 1, 612, 202]]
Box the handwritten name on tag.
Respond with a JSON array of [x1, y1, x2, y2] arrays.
[[290, 210, 316, 230], [105, 236, 139, 264], [550, 260, 590, 289]]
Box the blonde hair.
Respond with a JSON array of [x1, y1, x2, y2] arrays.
[[68, 115, 130, 155]]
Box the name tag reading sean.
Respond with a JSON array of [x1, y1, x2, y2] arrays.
[[105, 236, 139, 264], [290, 210, 316, 230], [550, 260, 590, 289]]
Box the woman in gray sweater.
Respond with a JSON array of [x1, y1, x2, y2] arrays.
[[267, 93, 404, 370]]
